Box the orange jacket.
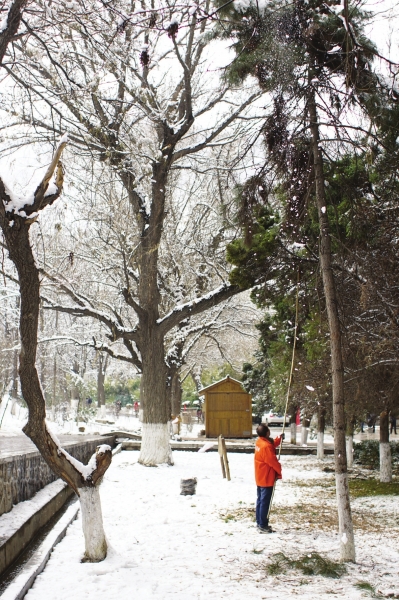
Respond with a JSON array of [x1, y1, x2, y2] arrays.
[[254, 436, 282, 487]]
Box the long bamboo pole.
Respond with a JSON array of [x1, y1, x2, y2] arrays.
[[267, 270, 300, 518]]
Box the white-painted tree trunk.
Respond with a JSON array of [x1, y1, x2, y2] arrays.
[[139, 423, 173, 466], [346, 436, 354, 468], [335, 473, 356, 562], [317, 431, 324, 459], [10, 398, 18, 416], [380, 442, 392, 483], [100, 404, 106, 418], [301, 426, 308, 446], [138, 409, 143, 422], [79, 486, 107, 562], [290, 423, 297, 445]]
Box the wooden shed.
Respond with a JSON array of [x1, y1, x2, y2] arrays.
[[199, 375, 252, 439]]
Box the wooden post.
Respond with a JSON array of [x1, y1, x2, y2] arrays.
[[218, 435, 226, 478], [218, 435, 231, 481]]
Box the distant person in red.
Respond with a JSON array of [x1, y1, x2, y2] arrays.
[[254, 423, 283, 533], [134, 401, 139, 417]]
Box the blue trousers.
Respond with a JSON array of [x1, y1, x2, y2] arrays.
[[256, 486, 274, 528]]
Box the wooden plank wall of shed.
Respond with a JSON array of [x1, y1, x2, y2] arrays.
[[205, 384, 252, 438]]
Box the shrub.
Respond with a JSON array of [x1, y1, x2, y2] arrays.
[[353, 440, 399, 469]]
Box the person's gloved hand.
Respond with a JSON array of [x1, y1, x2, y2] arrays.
[[281, 433, 285, 440]]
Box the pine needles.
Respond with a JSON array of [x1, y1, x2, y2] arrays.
[[266, 552, 347, 579], [354, 581, 384, 598]]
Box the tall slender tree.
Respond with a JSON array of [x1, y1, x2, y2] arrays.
[[218, 0, 388, 561]]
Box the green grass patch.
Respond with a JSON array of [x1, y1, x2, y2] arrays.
[[266, 552, 346, 579], [354, 581, 384, 598], [223, 513, 235, 522], [349, 478, 399, 498]]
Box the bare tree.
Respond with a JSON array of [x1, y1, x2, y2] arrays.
[[0, 0, 264, 464], [0, 138, 112, 562]]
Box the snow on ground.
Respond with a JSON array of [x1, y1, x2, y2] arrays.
[[24, 451, 399, 600]]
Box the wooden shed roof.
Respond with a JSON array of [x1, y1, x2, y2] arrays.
[[198, 375, 247, 395]]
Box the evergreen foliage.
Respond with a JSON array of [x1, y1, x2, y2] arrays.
[[353, 440, 399, 470], [266, 551, 346, 578], [219, 0, 399, 424]]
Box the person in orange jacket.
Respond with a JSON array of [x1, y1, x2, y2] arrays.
[[254, 423, 284, 533]]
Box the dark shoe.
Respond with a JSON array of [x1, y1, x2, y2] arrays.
[[257, 525, 273, 533]]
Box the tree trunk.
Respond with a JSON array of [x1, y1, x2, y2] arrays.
[[290, 409, 297, 445], [10, 339, 18, 416], [79, 487, 107, 562], [171, 370, 182, 417], [317, 408, 325, 459], [138, 330, 173, 466], [301, 417, 310, 445], [308, 88, 355, 562], [346, 419, 355, 468], [71, 360, 80, 413], [191, 369, 203, 393], [39, 306, 46, 402], [0, 0, 29, 65], [134, 162, 173, 466], [50, 308, 58, 421], [49, 354, 56, 422], [97, 353, 107, 419], [380, 410, 392, 483]]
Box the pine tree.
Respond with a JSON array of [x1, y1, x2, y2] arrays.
[[218, 0, 391, 561]]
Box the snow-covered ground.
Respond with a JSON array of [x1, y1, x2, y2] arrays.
[[23, 451, 399, 600]]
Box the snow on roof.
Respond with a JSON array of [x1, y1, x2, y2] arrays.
[[198, 375, 245, 394]]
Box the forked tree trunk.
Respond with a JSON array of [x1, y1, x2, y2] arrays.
[[379, 410, 392, 483], [290, 409, 297, 445], [317, 408, 325, 459], [0, 143, 112, 562], [309, 89, 355, 562]]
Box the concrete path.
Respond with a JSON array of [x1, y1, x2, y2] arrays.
[[0, 433, 112, 459]]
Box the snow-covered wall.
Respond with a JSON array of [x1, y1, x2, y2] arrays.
[[0, 436, 115, 516]]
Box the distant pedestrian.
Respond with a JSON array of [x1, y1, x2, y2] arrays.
[[367, 413, 377, 433], [390, 414, 397, 435], [134, 401, 139, 417]]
